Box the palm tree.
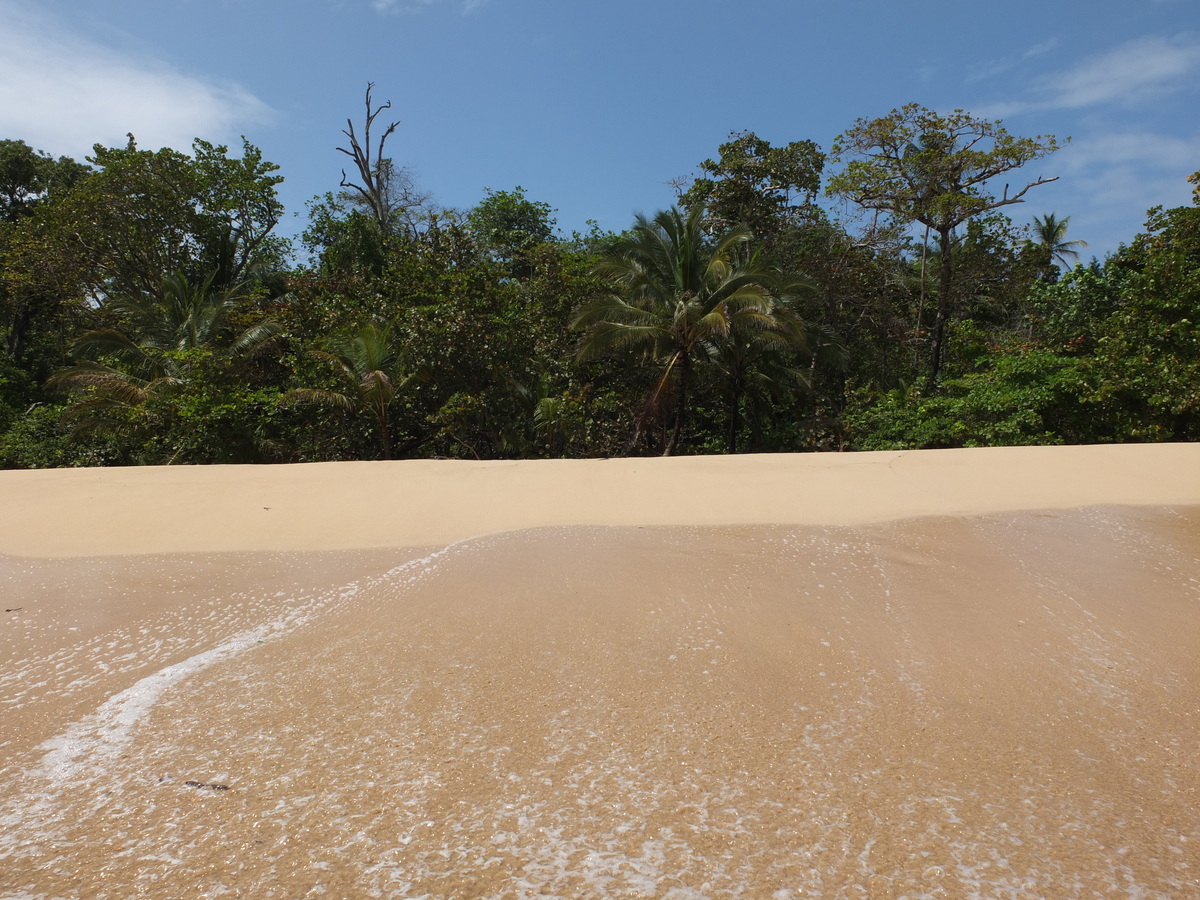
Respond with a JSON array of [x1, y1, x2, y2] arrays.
[[572, 205, 807, 455], [287, 322, 413, 459], [50, 270, 279, 426], [1032, 213, 1088, 268]]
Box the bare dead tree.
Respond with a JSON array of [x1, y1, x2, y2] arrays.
[[338, 83, 427, 237]]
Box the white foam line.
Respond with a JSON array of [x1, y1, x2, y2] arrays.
[[1, 538, 471, 839], [35, 621, 279, 781]]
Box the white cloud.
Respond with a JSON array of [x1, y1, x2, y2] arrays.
[[989, 34, 1200, 116], [0, 0, 273, 159], [1022, 38, 1060, 60], [1056, 131, 1200, 212], [1042, 130, 1200, 251], [962, 37, 1198, 253], [1039, 34, 1200, 109], [1058, 132, 1200, 176], [966, 57, 1014, 83], [968, 38, 1061, 83], [372, 0, 488, 14]]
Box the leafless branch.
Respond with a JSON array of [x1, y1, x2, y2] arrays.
[[994, 175, 1060, 208], [337, 82, 401, 233]]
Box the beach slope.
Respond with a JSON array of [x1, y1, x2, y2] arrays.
[[2, 445, 1198, 898]]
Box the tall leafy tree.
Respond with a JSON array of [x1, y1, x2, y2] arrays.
[[0, 140, 89, 223], [681, 131, 825, 241], [9, 136, 286, 461], [466, 186, 556, 273], [704, 299, 834, 453], [0, 141, 91, 362], [1074, 202, 1200, 440], [34, 135, 285, 304], [828, 104, 1061, 382]]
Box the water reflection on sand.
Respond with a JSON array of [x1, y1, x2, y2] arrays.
[[3, 509, 1198, 898]]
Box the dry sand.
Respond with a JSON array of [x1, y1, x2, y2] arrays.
[[1, 444, 1199, 898]]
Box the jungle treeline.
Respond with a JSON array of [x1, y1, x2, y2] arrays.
[[2, 94, 1198, 466]]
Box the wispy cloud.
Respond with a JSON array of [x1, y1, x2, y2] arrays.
[[1059, 132, 1200, 176], [986, 34, 1200, 115], [972, 35, 1200, 253], [1040, 130, 1200, 251], [967, 38, 1060, 83], [0, 0, 272, 158], [372, 0, 488, 14], [1022, 39, 1059, 60], [1041, 34, 1200, 109]]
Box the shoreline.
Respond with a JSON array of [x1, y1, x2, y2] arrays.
[[3, 443, 1200, 557]]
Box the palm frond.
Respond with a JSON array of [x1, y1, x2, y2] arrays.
[[70, 328, 143, 358], [576, 321, 664, 361], [230, 319, 283, 357], [283, 388, 355, 411], [573, 202, 824, 453]]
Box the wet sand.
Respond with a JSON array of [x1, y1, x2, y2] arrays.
[[2, 447, 1199, 898]]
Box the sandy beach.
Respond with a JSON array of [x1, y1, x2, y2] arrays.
[[2, 444, 1199, 898]]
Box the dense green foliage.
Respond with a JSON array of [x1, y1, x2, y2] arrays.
[[2, 99, 1198, 467]]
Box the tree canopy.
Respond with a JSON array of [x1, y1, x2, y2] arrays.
[[681, 131, 825, 239], [828, 104, 1062, 382], [2, 92, 1197, 468]]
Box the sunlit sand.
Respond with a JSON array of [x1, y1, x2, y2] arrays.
[[2, 445, 1199, 898]]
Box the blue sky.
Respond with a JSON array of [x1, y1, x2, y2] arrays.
[[1, 0, 1197, 258]]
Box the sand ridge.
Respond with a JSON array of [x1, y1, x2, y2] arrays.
[[3, 443, 1200, 557]]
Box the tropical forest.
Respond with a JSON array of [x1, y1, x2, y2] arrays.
[[2, 93, 1198, 466]]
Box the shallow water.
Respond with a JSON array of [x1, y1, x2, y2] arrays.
[[2, 509, 1198, 898]]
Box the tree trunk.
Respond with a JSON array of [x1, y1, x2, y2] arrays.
[[664, 351, 689, 456], [622, 417, 644, 457], [378, 411, 393, 460], [915, 224, 930, 378], [928, 227, 953, 385], [5, 298, 30, 361], [726, 380, 743, 454]]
